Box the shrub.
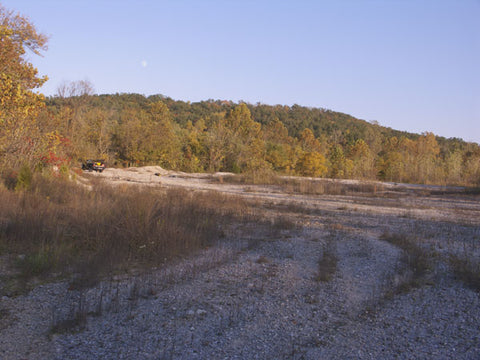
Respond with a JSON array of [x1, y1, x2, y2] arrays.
[[2, 169, 18, 190], [16, 250, 56, 277], [15, 164, 33, 191]]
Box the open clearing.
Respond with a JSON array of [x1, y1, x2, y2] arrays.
[[1, 167, 480, 359]]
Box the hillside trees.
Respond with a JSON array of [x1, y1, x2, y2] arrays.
[[113, 101, 181, 167], [0, 5, 48, 168], [414, 132, 441, 183], [221, 104, 267, 172], [376, 133, 443, 184], [181, 119, 207, 172], [346, 139, 375, 179], [48, 80, 100, 161], [204, 114, 229, 172], [38, 92, 480, 186], [462, 147, 480, 186], [328, 144, 351, 178], [296, 128, 327, 177], [444, 149, 463, 185], [263, 118, 296, 173]]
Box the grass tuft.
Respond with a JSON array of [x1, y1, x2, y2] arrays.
[[315, 241, 338, 282], [449, 255, 480, 292], [380, 232, 431, 292]]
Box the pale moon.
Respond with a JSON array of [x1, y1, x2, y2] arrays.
[[141, 60, 147, 68]]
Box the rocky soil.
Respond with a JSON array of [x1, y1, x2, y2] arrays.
[[1, 167, 479, 359]]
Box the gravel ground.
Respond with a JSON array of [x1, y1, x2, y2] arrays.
[[1, 172, 480, 359], [2, 228, 479, 359]]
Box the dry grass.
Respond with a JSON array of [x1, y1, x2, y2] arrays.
[[315, 233, 338, 282], [280, 178, 384, 196], [449, 256, 480, 292], [217, 168, 279, 186], [256, 255, 270, 264], [315, 247, 338, 282], [0, 174, 257, 288], [380, 232, 432, 293], [223, 173, 385, 196]]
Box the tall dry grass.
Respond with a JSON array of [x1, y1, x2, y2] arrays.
[[0, 174, 255, 285], [380, 232, 432, 293], [221, 173, 384, 196]]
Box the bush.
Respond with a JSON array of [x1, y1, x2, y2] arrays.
[[2, 169, 18, 190], [17, 250, 56, 277], [15, 164, 33, 191]]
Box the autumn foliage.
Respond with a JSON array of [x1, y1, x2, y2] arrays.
[[0, 4, 49, 169], [41, 92, 480, 186], [1, 4, 479, 187]]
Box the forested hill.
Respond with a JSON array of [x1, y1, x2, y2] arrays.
[[44, 93, 480, 186], [48, 93, 418, 140]]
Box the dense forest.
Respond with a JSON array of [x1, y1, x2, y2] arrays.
[[1, 4, 479, 187], [36, 89, 479, 186]]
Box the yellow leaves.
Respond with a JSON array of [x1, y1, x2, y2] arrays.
[[0, 4, 48, 168], [264, 118, 291, 144], [0, 73, 45, 118], [299, 128, 322, 153], [296, 151, 327, 177], [0, 4, 48, 55], [148, 101, 170, 119]]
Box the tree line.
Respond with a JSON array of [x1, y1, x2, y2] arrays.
[[1, 4, 479, 186], [41, 91, 480, 186]]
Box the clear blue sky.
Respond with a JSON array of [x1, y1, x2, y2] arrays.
[[4, 0, 480, 143]]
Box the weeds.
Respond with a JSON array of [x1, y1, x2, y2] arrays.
[[272, 216, 297, 231], [315, 238, 338, 282], [218, 168, 279, 186], [256, 255, 270, 264], [50, 290, 87, 335], [50, 309, 87, 335], [221, 173, 384, 196], [449, 255, 480, 292], [16, 251, 56, 278], [315, 248, 338, 282], [0, 174, 257, 288], [380, 232, 432, 292], [279, 178, 383, 196]]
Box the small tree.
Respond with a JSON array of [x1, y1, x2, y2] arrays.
[[296, 151, 327, 177]]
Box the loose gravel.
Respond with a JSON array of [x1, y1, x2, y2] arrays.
[[1, 172, 479, 359]]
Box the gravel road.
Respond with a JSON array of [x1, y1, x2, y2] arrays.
[[1, 168, 479, 359]]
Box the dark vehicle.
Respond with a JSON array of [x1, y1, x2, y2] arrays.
[[82, 159, 106, 172]]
